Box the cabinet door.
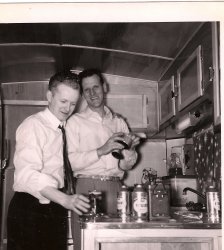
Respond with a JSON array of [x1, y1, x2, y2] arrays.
[[106, 94, 148, 129], [212, 22, 221, 126], [158, 76, 176, 125], [82, 228, 221, 250], [177, 45, 203, 111], [0, 89, 3, 249], [79, 94, 148, 129], [0, 89, 2, 188], [98, 237, 213, 250]]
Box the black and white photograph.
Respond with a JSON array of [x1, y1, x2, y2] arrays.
[[0, 2, 223, 250]]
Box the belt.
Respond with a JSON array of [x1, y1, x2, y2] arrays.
[[75, 174, 121, 182]]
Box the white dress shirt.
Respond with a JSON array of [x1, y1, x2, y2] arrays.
[[13, 108, 65, 204], [67, 106, 137, 178]]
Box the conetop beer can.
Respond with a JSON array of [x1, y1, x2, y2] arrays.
[[117, 185, 131, 217], [132, 184, 148, 222], [206, 186, 220, 223]]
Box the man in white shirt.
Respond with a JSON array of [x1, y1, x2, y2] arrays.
[[67, 68, 140, 250], [7, 71, 90, 250]]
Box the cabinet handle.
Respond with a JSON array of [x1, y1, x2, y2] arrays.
[[209, 66, 214, 82], [1, 139, 10, 171], [194, 110, 201, 118], [171, 90, 177, 98]]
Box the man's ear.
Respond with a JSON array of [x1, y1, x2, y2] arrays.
[[46, 90, 52, 102]]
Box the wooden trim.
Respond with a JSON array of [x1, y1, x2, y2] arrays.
[[0, 42, 173, 61], [1, 81, 48, 85], [96, 236, 214, 243], [62, 43, 174, 61], [107, 94, 142, 99], [212, 22, 221, 126], [2, 100, 47, 106], [159, 76, 176, 125], [177, 45, 203, 111]]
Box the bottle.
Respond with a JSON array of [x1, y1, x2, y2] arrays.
[[168, 153, 183, 176], [117, 185, 131, 218], [206, 185, 220, 223], [151, 178, 170, 218], [132, 184, 148, 222], [147, 184, 153, 221]]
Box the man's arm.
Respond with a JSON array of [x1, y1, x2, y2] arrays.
[[40, 186, 90, 215], [13, 119, 60, 203], [67, 116, 125, 170]]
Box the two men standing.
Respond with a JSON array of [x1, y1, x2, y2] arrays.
[[7, 68, 140, 250]]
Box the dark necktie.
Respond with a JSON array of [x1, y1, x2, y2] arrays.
[[59, 125, 75, 195]]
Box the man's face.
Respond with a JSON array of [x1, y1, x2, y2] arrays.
[[82, 74, 105, 110], [47, 83, 80, 122]]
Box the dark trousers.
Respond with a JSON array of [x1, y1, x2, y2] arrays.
[[7, 192, 67, 250], [72, 178, 121, 250]]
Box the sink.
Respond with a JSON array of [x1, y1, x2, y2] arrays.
[[172, 211, 204, 223]]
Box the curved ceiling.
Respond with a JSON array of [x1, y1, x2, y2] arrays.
[[0, 22, 203, 81]]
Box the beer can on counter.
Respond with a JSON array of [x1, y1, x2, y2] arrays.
[[206, 186, 221, 223], [117, 185, 131, 217], [132, 184, 148, 222]]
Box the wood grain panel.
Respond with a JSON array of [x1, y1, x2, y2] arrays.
[[101, 242, 161, 250], [161, 242, 210, 250], [2, 81, 48, 100]]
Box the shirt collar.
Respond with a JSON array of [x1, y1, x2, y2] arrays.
[[104, 106, 113, 119], [84, 106, 113, 120], [44, 108, 64, 130]]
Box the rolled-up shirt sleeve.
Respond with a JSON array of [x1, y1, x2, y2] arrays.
[[66, 117, 100, 171], [13, 118, 60, 204], [68, 149, 99, 171]]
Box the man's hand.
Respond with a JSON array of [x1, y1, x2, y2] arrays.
[[97, 132, 126, 157], [64, 194, 90, 215], [129, 133, 140, 150]]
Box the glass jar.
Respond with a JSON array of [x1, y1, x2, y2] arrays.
[[168, 153, 183, 176]]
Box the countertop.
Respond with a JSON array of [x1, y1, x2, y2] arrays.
[[80, 213, 222, 230]]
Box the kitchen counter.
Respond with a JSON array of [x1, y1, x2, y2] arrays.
[[80, 215, 222, 250], [80, 214, 222, 230]]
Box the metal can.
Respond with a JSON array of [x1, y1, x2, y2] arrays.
[[117, 185, 131, 217], [206, 186, 220, 223], [132, 184, 148, 222], [147, 184, 153, 221]]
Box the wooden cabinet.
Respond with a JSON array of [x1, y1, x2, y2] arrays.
[[176, 45, 203, 111], [158, 23, 216, 134], [158, 76, 176, 125], [82, 228, 221, 250], [103, 74, 158, 134], [107, 94, 148, 129], [86, 94, 148, 129], [0, 168, 14, 250]]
